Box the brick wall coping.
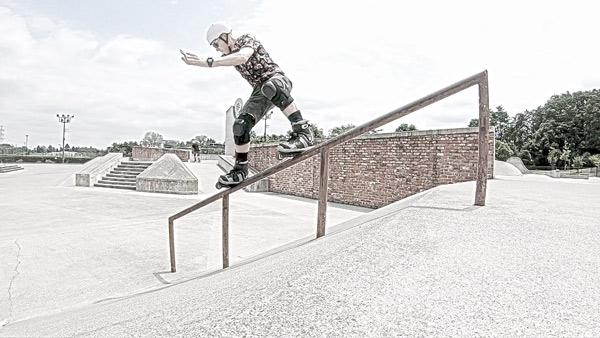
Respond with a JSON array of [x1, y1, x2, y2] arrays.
[[250, 127, 493, 149]]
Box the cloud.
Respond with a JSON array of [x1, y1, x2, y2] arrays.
[[0, 5, 243, 148], [1, 0, 599, 148]]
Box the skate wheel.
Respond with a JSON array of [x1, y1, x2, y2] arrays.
[[276, 152, 284, 160], [215, 182, 223, 189]]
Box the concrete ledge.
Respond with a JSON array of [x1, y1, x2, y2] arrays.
[[136, 154, 198, 194], [199, 154, 222, 161], [218, 155, 269, 192], [132, 146, 190, 162], [75, 153, 123, 187]]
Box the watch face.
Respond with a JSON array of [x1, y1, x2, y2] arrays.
[[233, 98, 243, 117]]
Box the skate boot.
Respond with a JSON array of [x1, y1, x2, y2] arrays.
[[215, 160, 248, 189], [278, 120, 314, 156]]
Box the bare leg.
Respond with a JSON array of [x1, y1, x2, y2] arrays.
[[235, 143, 250, 153], [282, 102, 299, 117]]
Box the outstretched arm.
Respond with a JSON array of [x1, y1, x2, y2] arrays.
[[180, 47, 254, 67]]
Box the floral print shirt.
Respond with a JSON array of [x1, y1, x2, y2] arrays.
[[232, 34, 284, 87]]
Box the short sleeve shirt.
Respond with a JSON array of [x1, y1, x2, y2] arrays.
[[232, 34, 284, 87]]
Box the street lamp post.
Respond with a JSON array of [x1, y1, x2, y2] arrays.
[[263, 111, 273, 142], [56, 114, 74, 163]]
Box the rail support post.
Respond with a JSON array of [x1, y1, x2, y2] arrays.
[[222, 195, 230, 268], [169, 219, 176, 272], [475, 71, 490, 206], [317, 148, 330, 237]]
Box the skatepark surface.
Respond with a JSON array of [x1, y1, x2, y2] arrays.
[[0, 161, 370, 327], [1, 162, 600, 337]]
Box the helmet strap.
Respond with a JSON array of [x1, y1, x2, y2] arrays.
[[219, 33, 233, 54]]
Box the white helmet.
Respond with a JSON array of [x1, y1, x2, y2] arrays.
[[206, 21, 232, 45]]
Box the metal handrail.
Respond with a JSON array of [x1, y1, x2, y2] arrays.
[[168, 70, 490, 272]]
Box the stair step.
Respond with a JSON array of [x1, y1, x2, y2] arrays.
[[106, 173, 137, 179], [115, 165, 146, 170], [92, 160, 153, 191], [113, 165, 146, 172], [94, 183, 136, 190], [102, 176, 136, 183], [122, 161, 153, 166], [97, 179, 136, 186], [0, 166, 24, 173]]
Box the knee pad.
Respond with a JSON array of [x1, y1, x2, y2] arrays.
[[261, 77, 294, 110], [232, 114, 255, 144]]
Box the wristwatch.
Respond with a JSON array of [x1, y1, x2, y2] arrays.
[[207, 57, 214, 67]]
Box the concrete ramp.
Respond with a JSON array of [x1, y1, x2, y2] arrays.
[[494, 160, 523, 176], [136, 154, 198, 194], [3, 177, 599, 336], [506, 156, 530, 174]]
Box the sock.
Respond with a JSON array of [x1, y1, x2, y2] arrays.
[[235, 152, 248, 162], [287, 111, 303, 124]]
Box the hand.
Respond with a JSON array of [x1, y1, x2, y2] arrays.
[[180, 49, 207, 66]]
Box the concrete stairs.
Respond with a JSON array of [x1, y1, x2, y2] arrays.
[[0, 164, 24, 173], [94, 161, 153, 190]]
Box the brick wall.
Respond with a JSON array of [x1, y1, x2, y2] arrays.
[[132, 146, 190, 162], [249, 128, 495, 209]]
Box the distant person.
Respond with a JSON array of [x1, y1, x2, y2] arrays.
[[191, 141, 200, 163], [180, 21, 314, 187]]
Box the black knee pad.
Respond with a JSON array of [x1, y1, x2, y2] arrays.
[[232, 114, 255, 144], [261, 77, 294, 110]]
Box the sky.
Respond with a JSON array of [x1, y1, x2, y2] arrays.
[[1, 0, 599, 149]]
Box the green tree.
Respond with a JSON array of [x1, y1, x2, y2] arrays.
[[573, 155, 584, 169], [560, 141, 572, 170], [107, 141, 139, 157], [468, 118, 479, 127], [530, 90, 600, 164], [190, 135, 216, 148], [588, 154, 600, 167], [547, 148, 561, 169], [141, 131, 163, 147], [469, 106, 510, 138], [328, 124, 355, 138], [490, 105, 510, 140], [395, 123, 417, 132], [503, 110, 532, 157], [495, 140, 513, 161], [309, 123, 325, 139]]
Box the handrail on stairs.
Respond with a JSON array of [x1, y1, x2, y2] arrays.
[[168, 70, 490, 272]]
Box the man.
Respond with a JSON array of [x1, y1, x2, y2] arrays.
[[191, 140, 200, 163], [180, 21, 313, 187]]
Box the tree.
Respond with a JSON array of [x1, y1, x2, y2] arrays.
[[309, 123, 325, 139], [547, 148, 561, 169], [141, 131, 163, 147], [468, 105, 510, 139], [328, 124, 355, 138], [503, 110, 533, 157], [395, 123, 417, 132], [588, 154, 600, 167], [560, 141, 572, 170], [191, 135, 216, 148], [530, 90, 600, 164], [490, 105, 510, 140], [495, 140, 513, 161], [107, 141, 139, 157], [573, 155, 584, 169]]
